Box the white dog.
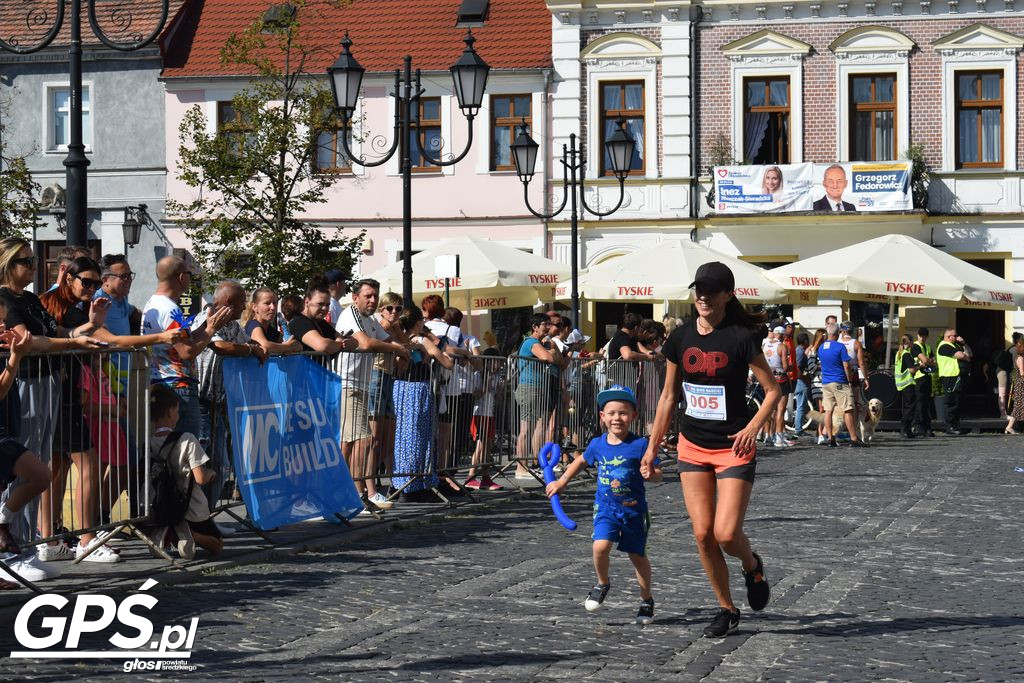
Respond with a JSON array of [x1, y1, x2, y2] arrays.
[[808, 398, 883, 442]]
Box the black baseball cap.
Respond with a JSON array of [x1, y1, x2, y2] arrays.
[[688, 261, 735, 292], [325, 268, 347, 285]]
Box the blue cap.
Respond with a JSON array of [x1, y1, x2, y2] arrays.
[[597, 384, 637, 409]]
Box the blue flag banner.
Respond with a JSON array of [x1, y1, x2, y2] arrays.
[[222, 356, 363, 529]]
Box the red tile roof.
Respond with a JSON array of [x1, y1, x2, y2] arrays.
[[0, 1, 186, 51], [162, 0, 552, 78]]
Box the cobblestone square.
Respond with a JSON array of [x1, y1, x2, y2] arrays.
[[2, 434, 1022, 681]]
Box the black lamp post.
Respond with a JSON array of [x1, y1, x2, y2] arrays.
[[0, 1, 170, 247], [511, 121, 635, 330], [327, 31, 489, 307]]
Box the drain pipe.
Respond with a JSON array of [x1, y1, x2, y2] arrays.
[[689, 6, 702, 243], [542, 67, 554, 257]]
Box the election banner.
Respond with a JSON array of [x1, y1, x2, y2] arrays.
[[223, 355, 363, 529], [713, 161, 912, 214]]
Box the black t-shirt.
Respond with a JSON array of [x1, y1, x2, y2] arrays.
[[661, 320, 759, 450], [59, 303, 90, 407], [288, 314, 337, 353], [910, 342, 929, 360], [0, 287, 59, 377], [245, 319, 282, 344], [607, 330, 638, 361]]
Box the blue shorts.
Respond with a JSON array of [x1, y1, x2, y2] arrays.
[[592, 503, 650, 556]]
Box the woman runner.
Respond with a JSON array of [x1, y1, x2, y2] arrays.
[[642, 261, 777, 638]]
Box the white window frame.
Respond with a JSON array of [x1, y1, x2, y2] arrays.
[[582, 33, 661, 181], [941, 58, 1016, 172], [43, 81, 93, 153], [837, 64, 909, 163], [586, 68, 658, 181], [934, 24, 1022, 172], [830, 27, 913, 162], [722, 30, 810, 166], [730, 64, 803, 165]]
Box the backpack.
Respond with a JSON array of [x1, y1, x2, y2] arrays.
[[148, 431, 195, 527]]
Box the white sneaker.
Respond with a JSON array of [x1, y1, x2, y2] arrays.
[[175, 523, 195, 560], [368, 492, 394, 510], [2, 553, 62, 581], [816, 435, 826, 445], [773, 434, 788, 448], [358, 507, 373, 516], [96, 528, 127, 545], [76, 542, 121, 563], [38, 541, 75, 561]]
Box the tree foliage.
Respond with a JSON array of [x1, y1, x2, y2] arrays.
[[168, 0, 363, 294], [0, 114, 42, 239]]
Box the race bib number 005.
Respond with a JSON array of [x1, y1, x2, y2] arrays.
[[683, 382, 727, 421]]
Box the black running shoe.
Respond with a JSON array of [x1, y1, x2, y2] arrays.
[[743, 552, 770, 611], [703, 607, 740, 638], [584, 584, 610, 612], [828, 437, 838, 448], [635, 598, 655, 625], [850, 440, 868, 448]]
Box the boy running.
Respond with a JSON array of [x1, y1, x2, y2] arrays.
[[546, 385, 663, 624]]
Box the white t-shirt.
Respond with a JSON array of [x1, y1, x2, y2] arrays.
[[150, 431, 211, 523], [472, 370, 501, 417], [328, 297, 344, 326], [142, 294, 193, 384], [334, 304, 390, 387]]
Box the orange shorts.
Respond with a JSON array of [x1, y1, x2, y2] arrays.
[[676, 433, 756, 482]]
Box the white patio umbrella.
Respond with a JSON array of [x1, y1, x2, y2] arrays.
[[365, 235, 570, 312], [765, 233, 1024, 366], [577, 239, 791, 303]]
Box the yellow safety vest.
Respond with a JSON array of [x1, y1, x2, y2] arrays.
[[895, 349, 914, 391], [936, 340, 960, 378], [912, 341, 933, 380]]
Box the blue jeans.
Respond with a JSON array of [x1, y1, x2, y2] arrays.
[[199, 397, 227, 511], [793, 379, 809, 433]]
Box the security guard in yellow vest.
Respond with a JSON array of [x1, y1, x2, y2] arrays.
[[911, 328, 936, 436], [937, 328, 972, 435], [895, 334, 918, 438]]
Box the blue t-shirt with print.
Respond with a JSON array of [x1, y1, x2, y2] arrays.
[[583, 432, 656, 509], [817, 339, 851, 385]]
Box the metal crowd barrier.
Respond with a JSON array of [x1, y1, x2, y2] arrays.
[[0, 347, 161, 590]]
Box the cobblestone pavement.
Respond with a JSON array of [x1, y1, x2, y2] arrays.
[[3, 434, 1023, 681]]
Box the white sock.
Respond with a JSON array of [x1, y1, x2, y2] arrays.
[[0, 504, 15, 525]]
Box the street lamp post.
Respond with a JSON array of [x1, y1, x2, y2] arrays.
[[510, 122, 635, 330], [0, 0, 171, 247], [327, 31, 489, 307]]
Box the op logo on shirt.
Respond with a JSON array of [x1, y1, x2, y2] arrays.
[[682, 348, 728, 376]]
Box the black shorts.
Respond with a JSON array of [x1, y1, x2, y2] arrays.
[[55, 403, 92, 454], [676, 458, 757, 483], [188, 517, 222, 539], [0, 438, 29, 488], [777, 379, 793, 396], [548, 375, 560, 410]]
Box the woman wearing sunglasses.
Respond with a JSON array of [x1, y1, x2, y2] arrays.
[[642, 261, 776, 639], [370, 292, 404, 499], [40, 256, 184, 564]]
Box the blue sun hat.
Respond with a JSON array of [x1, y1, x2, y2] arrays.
[[597, 384, 637, 409]]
